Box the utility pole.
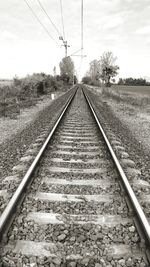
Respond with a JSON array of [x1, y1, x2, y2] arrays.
[[64, 40, 69, 57], [59, 36, 70, 57], [53, 66, 56, 76], [81, 0, 83, 57]]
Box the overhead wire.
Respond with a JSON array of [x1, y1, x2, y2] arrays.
[[68, 0, 84, 77], [69, 49, 82, 57], [60, 0, 66, 40], [23, 0, 59, 46], [36, 0, 62, 37], [23, 0, 85, 79]]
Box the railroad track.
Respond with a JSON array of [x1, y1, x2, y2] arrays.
[[0, 86, 150, 266]]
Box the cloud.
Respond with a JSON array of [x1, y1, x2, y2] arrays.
[[103, 33, 119, 41], [0, 0, 150, 79], [101, 15, 124, 30], [1, 30, 17, 41], [136, 25, 150, 35]]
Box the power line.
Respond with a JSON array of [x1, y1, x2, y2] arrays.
[[23, 0, 59, 46], [36, 0, 62, 37], [69, 49, 82, 57], [59, 0, 69, 57], [60, 0, 66, 40]]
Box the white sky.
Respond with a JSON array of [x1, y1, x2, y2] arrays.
[[0, 0, 150, 80]]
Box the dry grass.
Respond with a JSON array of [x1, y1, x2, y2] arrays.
[[0, 75, 68, 118], [0, 78, 40, 118], [112, 85, 150, 95], [0, 80, 13, 86], [101, 85, 150, 106]]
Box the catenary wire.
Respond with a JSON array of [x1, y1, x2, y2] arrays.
[[69, 49, 82, 57], [36, 0, 62, 37], [23, 0, 59, 46]]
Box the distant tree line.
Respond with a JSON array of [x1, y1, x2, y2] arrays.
[[118, 77, 150, 86]]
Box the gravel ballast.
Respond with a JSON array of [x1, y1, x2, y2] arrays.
[[0, 88, 148, 266]]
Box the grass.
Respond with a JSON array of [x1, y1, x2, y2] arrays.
[[0, 76, 50, 118], [0, 74, 70, 118], [0, 80, 13, 86], [96, 85, 150, 106], [112, 85, 150, 95]]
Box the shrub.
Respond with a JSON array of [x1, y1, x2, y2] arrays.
[[82, 76, 92, 85], [36, 81, 45, 95]]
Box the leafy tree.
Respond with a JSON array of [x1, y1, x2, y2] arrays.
[[13, 75, 22, 86], [100, 51, 119, 86], [59, 57, 75, 85], [82, 76, 92, 85], [61, 73, 70, 84], [85, 51, 119, 87], [73, 75, 77, 84], [118, 78, 124, 85]]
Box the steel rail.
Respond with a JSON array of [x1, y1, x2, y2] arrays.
[[0, 87, 77, 241], [83, 87, 150, 247]]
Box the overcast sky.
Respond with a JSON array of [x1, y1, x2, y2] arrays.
[[0, 0, 150, 80]]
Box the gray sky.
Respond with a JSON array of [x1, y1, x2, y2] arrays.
[[0, 0, 150, 80]]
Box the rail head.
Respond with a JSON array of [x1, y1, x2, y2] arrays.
[[82, 86, 150, 251], [0, 87, 77, 242]]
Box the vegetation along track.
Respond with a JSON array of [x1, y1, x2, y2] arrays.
[[0, 85, 150, 266]]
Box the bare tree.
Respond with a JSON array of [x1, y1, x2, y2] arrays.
[[89, 59, 101, 81]]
